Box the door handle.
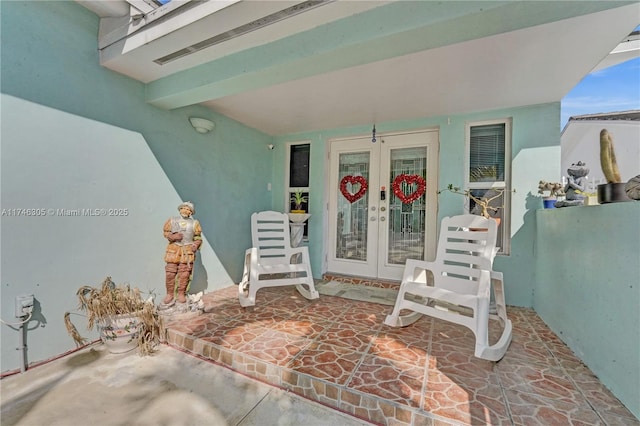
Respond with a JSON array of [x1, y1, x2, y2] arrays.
[[370, 216, 377, 221], [380, 216, 386, 221]]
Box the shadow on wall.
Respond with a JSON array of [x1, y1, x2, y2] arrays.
[[190, 256, 208, 294], [493, 191, 540, 307], [0, 95, 233, 372]]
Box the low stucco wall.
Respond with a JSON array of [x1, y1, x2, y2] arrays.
[[534, 201, 640, 418]]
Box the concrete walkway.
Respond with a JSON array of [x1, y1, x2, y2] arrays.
[[1, 343, 373, 426]]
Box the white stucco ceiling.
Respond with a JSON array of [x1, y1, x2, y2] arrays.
[[78, 0, 639, 136]]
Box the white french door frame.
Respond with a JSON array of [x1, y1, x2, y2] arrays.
[[324, 129, 439, 281]]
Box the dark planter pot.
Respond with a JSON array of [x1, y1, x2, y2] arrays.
[[597, 183, 631, 204]]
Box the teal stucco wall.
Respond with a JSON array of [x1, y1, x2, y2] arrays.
[[535, 202, 640, 419], [274, 102, 561, 308], [1, 1, 272, 372]]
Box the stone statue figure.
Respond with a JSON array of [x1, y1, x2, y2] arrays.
[[556, 161, 589, 207], [161, 201, 202, 307]]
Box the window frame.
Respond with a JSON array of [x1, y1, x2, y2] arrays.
[[285, 141, 311, 239], [464, 118, 512, 255]]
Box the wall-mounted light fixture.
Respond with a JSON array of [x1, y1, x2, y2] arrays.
[[267, 144, 275, 150], [189, 117, 215, 134]]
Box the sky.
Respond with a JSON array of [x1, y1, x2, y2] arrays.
[[561, 56, 640, 129]]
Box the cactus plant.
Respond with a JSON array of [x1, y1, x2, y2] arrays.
[[600, 129, 621, 183]]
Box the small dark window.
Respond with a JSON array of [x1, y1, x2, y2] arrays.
[[289, 144, 310, 188]]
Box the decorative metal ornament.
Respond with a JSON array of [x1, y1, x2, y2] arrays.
[[392, 174, 426, 204], [340, 175, 368, 203]]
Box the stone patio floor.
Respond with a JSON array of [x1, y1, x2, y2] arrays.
[[164, 284, 638, 426]]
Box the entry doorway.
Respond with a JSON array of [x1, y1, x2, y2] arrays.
[[327, 130, 439, 280]]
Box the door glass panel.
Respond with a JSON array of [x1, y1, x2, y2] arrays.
[[336, 152, 370, 261], [387, 147, 426, 265]]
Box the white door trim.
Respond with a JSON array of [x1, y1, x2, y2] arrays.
[[323, 128, 440, 280]]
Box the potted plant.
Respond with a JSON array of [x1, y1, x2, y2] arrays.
[[64, 277, 163, 355], [438, 184, 512, 224], [537, 181, 564, 208], [290, 190, 308, 213]]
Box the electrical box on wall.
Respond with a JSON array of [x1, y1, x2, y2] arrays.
[[15, 294, 34, 318]]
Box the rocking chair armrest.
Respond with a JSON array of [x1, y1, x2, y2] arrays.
[[281, 246, 310, 259], [402, 259, 436, 284], [477, 269, 492, 298]]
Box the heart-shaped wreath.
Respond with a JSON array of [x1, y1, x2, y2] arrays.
[[392, 174, 426, 204], [340, 175, 368, 203]]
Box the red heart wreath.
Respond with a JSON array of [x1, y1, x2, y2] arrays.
[[392, 174, 426, 204], [340, 175, 368, 203]]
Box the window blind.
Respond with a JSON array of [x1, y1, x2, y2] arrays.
[[469, 124, 505, 182]]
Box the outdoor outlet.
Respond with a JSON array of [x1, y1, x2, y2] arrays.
[[15, 294, 34, 318]]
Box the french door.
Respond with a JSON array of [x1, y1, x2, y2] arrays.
[[327, 130, 439, 280]]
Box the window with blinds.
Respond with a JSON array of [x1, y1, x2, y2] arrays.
[[469, 124, 505, 183], [465, 119, 512, 254]]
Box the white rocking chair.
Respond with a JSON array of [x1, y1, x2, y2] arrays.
[[238, 211, 319, 307], [384, 214, 512, 361]]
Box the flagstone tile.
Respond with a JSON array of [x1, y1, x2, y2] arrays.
[[369, 335, 428, 365], [430, 318, 476, 349], [423, 368, 510, 425], [235, 328, 312, 366], [497, 338, 557, 368], [345, 299, 392, 314], [497, 363, 581, 403], [336, 308, 386, 330], [505, 389, 603, 426], [271, 315, 327, 339], [378, 316, 432, 347], [197, 318, 267, 350], [428, 342, 497, 382], [288, 341, 365, 385], [318, 322, 377, 353], [203, 299, 246, 318], [301, 299, 350, 320], [347, 354, 425, 408], [228, 309, 287, 330], [262, 292, 318, 312], [567, 367, 640, 423]]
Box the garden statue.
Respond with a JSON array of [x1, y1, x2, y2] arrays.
[[556, 161, 589, 207], [161, 201, 202, 307]]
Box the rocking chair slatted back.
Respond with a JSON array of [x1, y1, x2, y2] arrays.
[[434, 220, 498, 295], [252, 215, 290, 263]]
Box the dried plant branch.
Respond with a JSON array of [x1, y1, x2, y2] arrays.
[[64, 276, 163, 355], [64, 312, 87, 347], [438, 184, 514, 219]]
